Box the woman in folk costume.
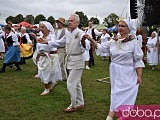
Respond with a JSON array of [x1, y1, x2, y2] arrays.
[[0, 27, 5, 59], [0, 25, 21, 73], [36, 21, 62, 95], [146, 31, 158, 70], [83, 38, 91, 69], [85, 19, 145, 120], [136, 29, 143, 48], [99, 29, 110, 60], [18, 26, 33, 64]]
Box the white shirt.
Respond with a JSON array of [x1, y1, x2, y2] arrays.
[[137, 34, 143, 48], [85, 27, 102, 38]]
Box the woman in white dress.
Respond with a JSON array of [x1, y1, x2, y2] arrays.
[[99, 29, 110, 60], [84, 19, 145, 120], [146, 31, 158, 70], [83, 39, 91, 69], [36, 21, 62, 95], [136, 29, 143, 48], [0, 27, 5, 59]]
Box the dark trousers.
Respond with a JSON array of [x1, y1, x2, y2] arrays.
[[89, 44, 95, 67]]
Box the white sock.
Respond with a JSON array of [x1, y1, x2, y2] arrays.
[[106, 116, 113, 120], [45, 89, 49, 92]]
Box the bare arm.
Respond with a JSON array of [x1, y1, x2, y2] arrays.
[[84, 34, 98, 49], [136, 67, 143, 85], [81, 35, 86, 48], [36, 53, 41, 63]]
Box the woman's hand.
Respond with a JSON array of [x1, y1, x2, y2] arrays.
[[37, 38, 48, 44], [84, 34, 92, 40], [137, 76, 142, 85], [29, 32, 36, 39], [36, 57, 39, 63], [36, 54, 40, 63]]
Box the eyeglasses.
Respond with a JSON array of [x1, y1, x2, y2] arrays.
[[118, 25, 128, 28]]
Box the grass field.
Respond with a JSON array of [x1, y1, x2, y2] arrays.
[[0, 54, 160, 120]]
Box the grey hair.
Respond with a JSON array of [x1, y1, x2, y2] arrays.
[[21, 26, 26, 32], [70, 14, 80, 22]]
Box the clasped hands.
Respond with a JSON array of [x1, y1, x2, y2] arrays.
[[81, 34, 92, 41], [37, 37, 48, 44]]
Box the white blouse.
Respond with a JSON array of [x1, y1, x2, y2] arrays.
[[146, 37, 157, 48], [96, 38, 145, 68], [18, 33, 32, 44], [101, 33, 110, 43], [136, 34, 143, 48], [37, 33, 57, 54]]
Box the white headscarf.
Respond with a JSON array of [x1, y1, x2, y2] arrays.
[[153, 31, 158, 38], [40, 21, 54, 34], [121, 19, 137, 38]]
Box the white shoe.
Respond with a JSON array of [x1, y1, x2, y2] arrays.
[[40, 90, 50, 96], [85, 66, 90, 70], [106, 116, 113, 120], [34, 74, 39, 78]]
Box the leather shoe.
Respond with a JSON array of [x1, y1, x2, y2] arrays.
[[76, 105, 85, 109], [40, 91, 50, 96], [49, 82, 58, 92], [64, 107, 77, 112]]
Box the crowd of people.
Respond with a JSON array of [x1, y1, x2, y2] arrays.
[[0, 13, 160, 119]]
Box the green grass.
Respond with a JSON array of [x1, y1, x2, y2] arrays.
[[0, 54, 160, 120]]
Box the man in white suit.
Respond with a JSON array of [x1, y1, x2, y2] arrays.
[[38, 14, 86, 112]]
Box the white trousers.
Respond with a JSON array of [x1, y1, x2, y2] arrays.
[[67, 69, 84, 108], [58, 52, 67, 80]]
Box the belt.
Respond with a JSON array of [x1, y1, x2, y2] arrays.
[[40, 51, 57, 56], [49, 50, 57, 54], [58, 47, 65, 49]]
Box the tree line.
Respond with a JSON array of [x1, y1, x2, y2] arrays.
[[5, 11, 119, 28], [142, 0, 160, 26]]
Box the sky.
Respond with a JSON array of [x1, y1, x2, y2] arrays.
[[0, 0, 130, 24]]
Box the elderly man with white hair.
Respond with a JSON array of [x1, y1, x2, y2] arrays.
[[38, 14, 86, 112], [85, 19, 145, 120]]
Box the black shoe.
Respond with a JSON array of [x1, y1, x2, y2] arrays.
[[0, 68, 5, 73], [15, 68, 21, 71], [10, 64, 13, 68]]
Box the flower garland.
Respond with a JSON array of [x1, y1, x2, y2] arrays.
[[116, 35, 135, 49], [121, 35, 134, 43], [75, 32, 79, 39]]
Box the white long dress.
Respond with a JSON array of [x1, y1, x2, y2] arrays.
[[146, 37, 158, 66], [83, 39, 91, 61], [96, 38, 145, 112], [0, 38, 5, 52], [100, 33, 110, 57], [136, 34, 143, 48], [0, 30, 5, 53], [36, 33, 62, 84]]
